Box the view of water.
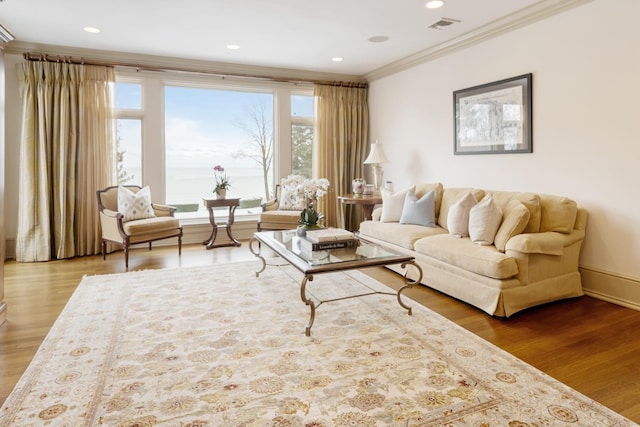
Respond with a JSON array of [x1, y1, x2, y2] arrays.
[[125, 168, 273, 215]]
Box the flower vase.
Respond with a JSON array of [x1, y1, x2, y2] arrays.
[[352, 178, 365, 195], [297, 223, 322, 237], [216, 189, 227, 199]]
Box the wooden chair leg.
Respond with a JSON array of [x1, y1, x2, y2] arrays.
[[124, 242, 130, 268], [101, 240, 106, 260]]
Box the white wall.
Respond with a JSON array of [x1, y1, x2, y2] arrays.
[[369, 0, 640, 306]]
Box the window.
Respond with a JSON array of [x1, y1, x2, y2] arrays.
[[164, 86, 274, 214], [114, 82, 142, 186], [113, 72, 313, 220], [116, 119, 142, 185], [114, 82, 142, 110], [291, 94, 314, 177]]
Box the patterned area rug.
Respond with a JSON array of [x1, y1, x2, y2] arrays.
[[0, 261, 635, 426]]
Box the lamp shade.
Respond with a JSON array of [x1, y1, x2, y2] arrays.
[[364, 142, 389, 164]]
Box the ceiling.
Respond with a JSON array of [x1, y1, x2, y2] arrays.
[[0, 0, 581, 78]]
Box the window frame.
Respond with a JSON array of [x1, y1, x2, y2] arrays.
[[114, 69, 314, 219]]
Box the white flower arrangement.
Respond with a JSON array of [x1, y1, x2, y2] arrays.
[[280, 175, 329, 202], [279, 175, 331, 227], [302, 177, 330, 201]]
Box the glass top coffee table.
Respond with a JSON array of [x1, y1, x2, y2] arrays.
[[249, 230, 423, 336]]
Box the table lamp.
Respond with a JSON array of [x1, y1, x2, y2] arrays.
[[364, 140, 389, 192]]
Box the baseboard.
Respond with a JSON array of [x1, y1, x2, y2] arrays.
[[580, 266, 640, 311], [5, 238, 14, 260]]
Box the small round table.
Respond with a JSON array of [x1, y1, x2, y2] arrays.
[[338, 193, 383, 221]]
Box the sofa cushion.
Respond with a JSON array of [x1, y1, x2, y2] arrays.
[[447, 192, 477, 237], [487, 191, 541, 233], [438, 188, 485, 231], [359, 221, 447, 250], [414, 183, 444, 218], [381, 186, 414, 222], [414, 234, 519, 279], [494, 200, 530, 252], [469, 195, 502, 246], [400, 190, 436, 227], [539, 194, 578, 233]]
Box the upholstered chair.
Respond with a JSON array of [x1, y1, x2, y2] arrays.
[[96, 185, 183, 267], [257, 184, 304, 231]]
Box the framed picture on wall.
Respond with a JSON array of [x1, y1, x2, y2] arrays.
[[454, 73, 532, 155]]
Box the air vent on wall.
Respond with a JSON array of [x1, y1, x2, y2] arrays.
[[0, 24, 15, 43], [428, 17, 461, 30]]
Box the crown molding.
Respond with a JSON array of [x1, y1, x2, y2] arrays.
[[5, 41, 366, 84], [0, 23, 14, 44], [364, 0, 594, 82]]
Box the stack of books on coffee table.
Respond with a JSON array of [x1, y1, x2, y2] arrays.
[[300, 228, 358, 251]]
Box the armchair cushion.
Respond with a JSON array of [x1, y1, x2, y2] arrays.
[[118, 185, 156, 221], [123, 217, 181, 235]]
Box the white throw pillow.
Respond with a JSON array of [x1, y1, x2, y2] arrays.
[[118, 186, 156, 222], [468, 195, 503, 245], [400, 190, 436, 227], [279, 184, 306, 210], [381, 186, 415, 222], [447, 192, 476, 237]]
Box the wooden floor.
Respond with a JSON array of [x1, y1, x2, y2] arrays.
[[1, 242, 639, 423]]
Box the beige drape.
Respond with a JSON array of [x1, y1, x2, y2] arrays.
[[314, 84, 369, 231], [16, 62, 115, 262]]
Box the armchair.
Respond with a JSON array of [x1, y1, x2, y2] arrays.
[[96, 185, 183, 268], [257, 184, 303, 231]]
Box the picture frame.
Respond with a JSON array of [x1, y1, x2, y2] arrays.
[[454, 73, 532, 155]]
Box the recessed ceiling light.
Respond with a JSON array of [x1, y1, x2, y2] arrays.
[[368, 35, 390, 43], [426, 1, 444, 9], [226, 44, 240, 50], [331, 57, 343, 62], [83, 26, 101, 34]]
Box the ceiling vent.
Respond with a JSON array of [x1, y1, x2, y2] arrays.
[[0, 24, 15, 43], [428, 17, 461, 30]]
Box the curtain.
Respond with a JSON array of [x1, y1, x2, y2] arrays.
[[314, 84, 369, 231], [16, 61, 115, 262]]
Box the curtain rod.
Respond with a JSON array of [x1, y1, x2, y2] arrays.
[[23, 52, 369, 88]]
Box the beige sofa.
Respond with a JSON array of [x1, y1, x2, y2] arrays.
[[358, 183, 587, 317]]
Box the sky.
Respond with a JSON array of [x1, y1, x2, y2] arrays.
[[115, 82, 313, 171]]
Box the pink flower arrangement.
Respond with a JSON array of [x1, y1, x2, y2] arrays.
[[213, 165, 230, 194]]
